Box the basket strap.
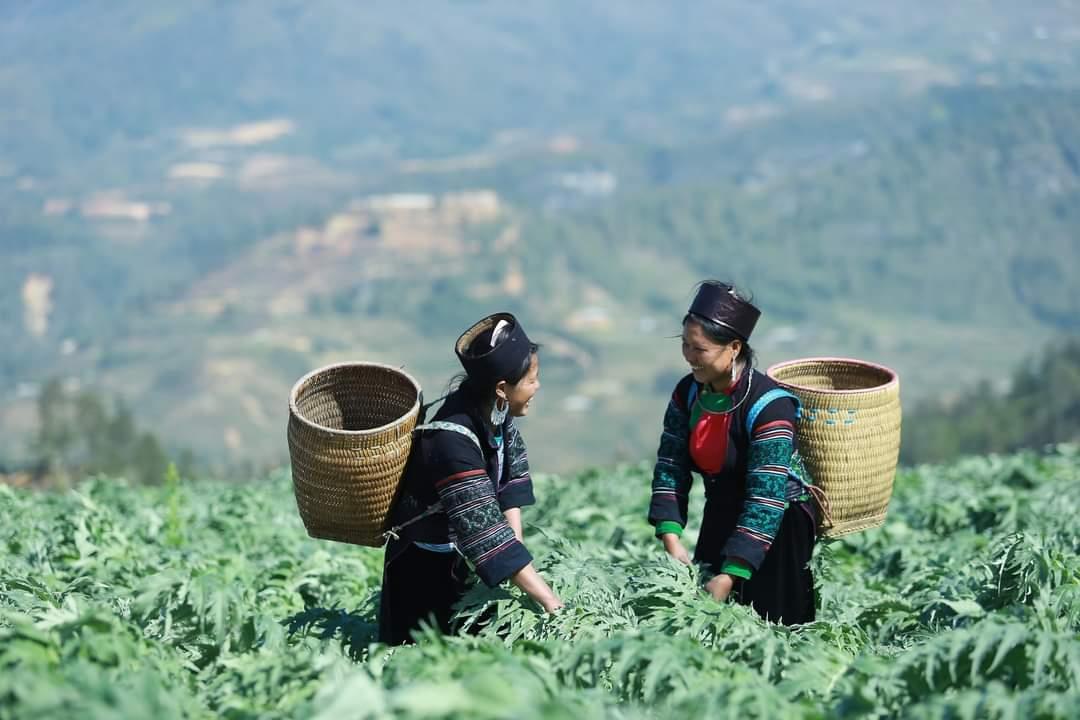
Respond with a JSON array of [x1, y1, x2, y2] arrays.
[[415, 421, 482, 451], [747, 389, 836, 533], [789, 449, 834, 531], [383, 503, 445, 542], [746, 388, 800, 434], [382, 421, 484, 543]]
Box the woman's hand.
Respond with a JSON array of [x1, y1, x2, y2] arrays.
[[542, 597, 564, 614], [511, 563, 563, 613], [661, 533, 691, 565], [704, 573, 735, 602]]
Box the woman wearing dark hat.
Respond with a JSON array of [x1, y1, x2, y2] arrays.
[[378, 312, 562, 644], [649, 281, 818, 625]]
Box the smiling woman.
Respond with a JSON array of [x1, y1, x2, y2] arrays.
[[378, 312, 561, 644], [649, 281, 819, 625]]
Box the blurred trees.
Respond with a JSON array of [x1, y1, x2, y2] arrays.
[[30, 379, 175, 486], [902, 339, 1080, 464]]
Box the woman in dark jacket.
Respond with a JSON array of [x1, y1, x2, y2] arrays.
[[649, 281, 818, 625], [379, 312, 562, 644]]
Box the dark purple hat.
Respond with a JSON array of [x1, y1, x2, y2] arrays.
[[688, 282, 761, 341], [455, 312, 533, 384]]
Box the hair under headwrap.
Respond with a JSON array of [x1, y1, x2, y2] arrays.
[[688, 282, 761, 341]]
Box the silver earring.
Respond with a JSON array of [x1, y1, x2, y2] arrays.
[[490, 396, 509, 426]]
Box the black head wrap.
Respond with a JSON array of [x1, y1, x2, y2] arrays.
[[455, 312, 533, 384], [688, 282, 761, 341]]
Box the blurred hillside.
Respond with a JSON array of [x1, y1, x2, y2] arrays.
[[1, 2, 1078, 473], [3, 1, 1078, 181]]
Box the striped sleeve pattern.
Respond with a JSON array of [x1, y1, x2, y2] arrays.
[[722, 418, 795, 571], [498, 418, 536, 510], [649, 384, 694, 536], [429, 437, 532, 587]]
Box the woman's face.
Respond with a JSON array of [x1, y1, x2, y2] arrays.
[[681, 321, 741, 388], [503, 353, 540, 417]]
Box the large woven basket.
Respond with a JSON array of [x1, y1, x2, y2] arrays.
[[766, 358, 902, 538], [287, 362, 422, 546]]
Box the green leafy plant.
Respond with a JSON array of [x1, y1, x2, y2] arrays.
[[2, 449, 1079, 718]]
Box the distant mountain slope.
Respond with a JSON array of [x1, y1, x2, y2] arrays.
[[1, 1, 1077, 183], [3, 85, 1077, 472], [530, 86, 1080, 332]]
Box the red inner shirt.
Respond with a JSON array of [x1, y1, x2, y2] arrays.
[[688, 369, 745, 475]]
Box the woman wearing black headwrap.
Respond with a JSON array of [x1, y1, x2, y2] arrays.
[[379, 313, 562, 645], [648, 281, 818, 625]]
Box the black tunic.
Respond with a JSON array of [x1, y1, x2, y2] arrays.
[[378, 388, 536, 644], [649, 368, 817, 625]]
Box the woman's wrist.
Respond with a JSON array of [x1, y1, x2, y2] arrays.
[[512, 564, 562, 611]]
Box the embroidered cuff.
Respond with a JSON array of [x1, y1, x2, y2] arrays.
[[721, 559, 753, 580], [497, 480, 536, 511], [655, 521, 684, 538], [474, 540, 532, 588], [722, 532, 769, 571]]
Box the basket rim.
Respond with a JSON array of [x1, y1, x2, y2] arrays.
[[288, 361, 422, 437], [765, 356, 899, 395]]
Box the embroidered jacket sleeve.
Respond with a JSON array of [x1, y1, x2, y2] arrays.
[[721, 396, 798, 574], [649, 380, 694, 537], [498, 418, 536, 511], [423, 429, 532, 587]]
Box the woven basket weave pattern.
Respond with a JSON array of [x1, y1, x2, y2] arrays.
[[287, 363, 420, 546], [767, 358, 902, 538]]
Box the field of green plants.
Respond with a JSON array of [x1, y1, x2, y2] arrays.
[[3, 446, 1079, 719]]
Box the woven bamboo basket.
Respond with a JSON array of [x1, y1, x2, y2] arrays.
[[287, 362, 421, 546], [766, 358, 902, 538]]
